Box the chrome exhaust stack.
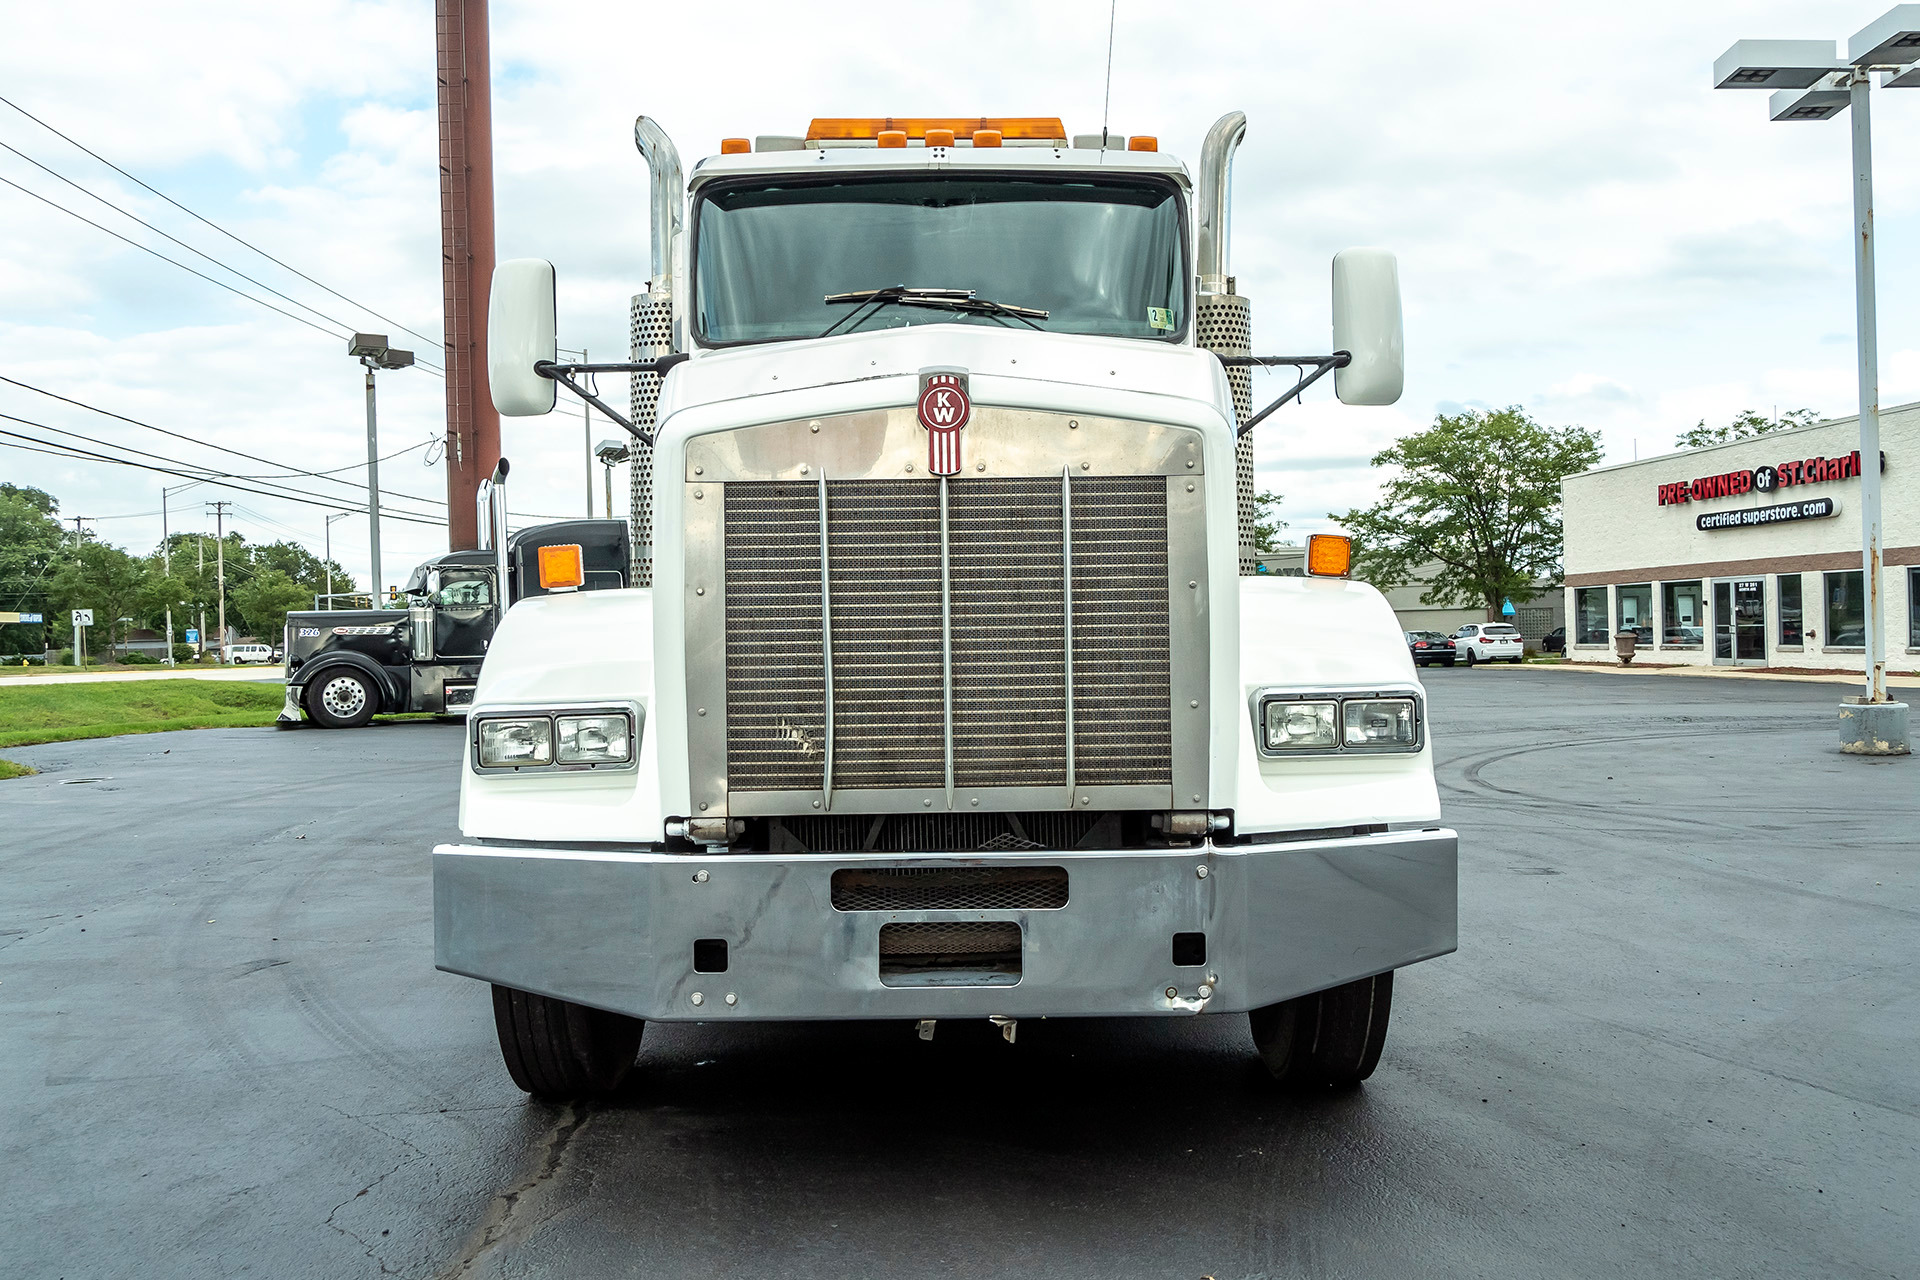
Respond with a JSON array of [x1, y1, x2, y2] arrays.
[[629, 117, 684, 588], [476, 457, 511, 621], [1194, 111, 1257, 574]]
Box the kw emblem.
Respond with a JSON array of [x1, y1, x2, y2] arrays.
[[917, 370, 971, 476]]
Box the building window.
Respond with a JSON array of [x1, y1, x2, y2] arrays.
[[1616, 584, 1653, 643], [1574, 587, 1608, 644], [1779, 574, 1803, 647], [1910, 567, 1920, 648], [1661, 580, 1703, 645], [1824, 570, 1864, 647]]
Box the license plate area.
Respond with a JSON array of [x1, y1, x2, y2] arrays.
[[877, 920, 1022, 987]]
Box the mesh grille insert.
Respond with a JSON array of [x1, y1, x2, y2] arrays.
[[878, 921, 1023, 985], [772, 810, 1102, 853], [832, 866, 1068, 912]]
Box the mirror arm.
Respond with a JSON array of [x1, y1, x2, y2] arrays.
[[1221, 352, 1351, 437], [531, 353, 689, 447]]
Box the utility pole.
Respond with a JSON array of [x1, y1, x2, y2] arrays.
[[161, 482, 195, 666], [208, 501, 231, 663], [197, 534, 206, 659], [582, 347, 593, 515], [436, 0, 501, 551]]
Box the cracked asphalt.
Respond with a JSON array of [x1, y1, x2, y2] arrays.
[[1, 669, 1914, 1278]]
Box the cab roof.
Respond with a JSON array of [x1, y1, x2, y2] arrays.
[[688, 142, 1191, 191]]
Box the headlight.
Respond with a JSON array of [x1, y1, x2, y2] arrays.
[[556, 714, 631, 764], [1343, 698, 1418, 750], [477, 718, 552, 767], [1253, 690, 1423, 757], [1263, 700, 1337, 751]]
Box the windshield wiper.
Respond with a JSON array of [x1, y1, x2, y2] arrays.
[[819, 286, 1049, 338]]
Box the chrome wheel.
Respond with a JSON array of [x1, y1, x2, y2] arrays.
[[319, 674, 368, 719]]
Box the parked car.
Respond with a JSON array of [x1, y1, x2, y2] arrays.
[[1452, 622, 1525, 666], [1406, 630, 1457, 667], [1542, 626, 1565, 654], [225, 643, 275, 665]]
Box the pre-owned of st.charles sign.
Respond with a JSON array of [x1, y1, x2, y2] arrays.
[[1656, 449, 1884, 508]]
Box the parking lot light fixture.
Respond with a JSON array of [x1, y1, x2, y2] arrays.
[[1714, 7, 1915, 754]]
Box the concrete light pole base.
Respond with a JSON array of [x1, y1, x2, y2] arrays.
[[1839, 699, 1911, 756]]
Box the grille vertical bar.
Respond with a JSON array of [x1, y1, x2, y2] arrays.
[[1061, 468, 1076, 800]]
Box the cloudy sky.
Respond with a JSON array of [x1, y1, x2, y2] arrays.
[[4, 0, 1919, 593]]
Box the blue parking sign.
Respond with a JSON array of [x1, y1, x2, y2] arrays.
[[185, 628, 200, 643]]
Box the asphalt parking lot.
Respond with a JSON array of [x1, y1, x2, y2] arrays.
[[2, 668, 1914, 1279]]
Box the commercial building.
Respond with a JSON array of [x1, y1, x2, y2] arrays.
[[1562, 401, 1919, 670], [1254, 548, 1562, 644]]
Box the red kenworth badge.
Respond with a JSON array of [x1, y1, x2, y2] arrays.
[[917, 370, 971, 476]]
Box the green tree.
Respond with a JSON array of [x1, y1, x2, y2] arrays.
[[0, 484, 66, 654], [1252, 490, 1288, 554], [1676, 407, 1819, 450], [1334, 406, 1603, 618], [232, 568, 312, 641], [50, 542, 151, 659]]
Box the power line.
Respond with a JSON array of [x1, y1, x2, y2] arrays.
[[0, 375, 451, 511], [0, 92, 447, 354], [0, 429, 446, 527], [0, 137, 446, 375], [0, 410, 448, 521]]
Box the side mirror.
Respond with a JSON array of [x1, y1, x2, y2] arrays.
[[488, 259, 558, 416], [1330, 248, 1404, 406]]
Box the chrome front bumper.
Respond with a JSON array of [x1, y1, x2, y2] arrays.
[[432, 828, 1457, 1021]]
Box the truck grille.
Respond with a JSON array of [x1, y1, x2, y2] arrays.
[[831, 866, 1068, 912], [723, 476, 1171, 797]]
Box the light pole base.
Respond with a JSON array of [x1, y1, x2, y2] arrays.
[[1839, 699, 1910, 756]]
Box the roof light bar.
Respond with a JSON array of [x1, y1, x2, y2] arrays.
[[804, 117, 1068, 146]]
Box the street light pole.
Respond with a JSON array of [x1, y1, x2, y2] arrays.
[[349, 335, 414, 607], [1847, 70, 1888, 703], [160, 481, 196, 666], [325, 511, 351, 609], [1714, 10, 1919, 755]]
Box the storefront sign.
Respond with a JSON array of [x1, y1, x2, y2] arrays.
[[1695, 497, 1837, 531], [1657, 450, 1881, 507]]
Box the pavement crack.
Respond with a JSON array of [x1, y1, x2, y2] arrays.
[[436, 1105, 592, 1279], [323, 1157, 413, 1276]]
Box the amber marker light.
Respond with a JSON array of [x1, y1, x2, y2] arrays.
[[538, 543, 586, 591], [877, 130, 907, 148], [719, 138, 750, 155], [972, 129, 1003, 147], [1127, 136, 1159, 152], [924, 128, 956, 147], [1306, 534, 1353, 578]]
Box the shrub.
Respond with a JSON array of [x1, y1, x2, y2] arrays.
[[172, 644, 197, 663], [57, 648, 74, 664], [120, 652, 158, 665]]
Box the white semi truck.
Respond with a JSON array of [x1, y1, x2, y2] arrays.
[[433, 113, 1456, 1100]]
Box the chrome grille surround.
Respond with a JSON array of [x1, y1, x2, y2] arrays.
[[683, 406, 1209, 817]]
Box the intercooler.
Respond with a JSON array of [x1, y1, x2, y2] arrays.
[[682, 406, 1210, 816]]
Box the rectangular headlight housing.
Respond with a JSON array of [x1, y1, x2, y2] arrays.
[[1343, 698, 1418, 750], [476, 717, 553, 767], [556, 713, 631, 764], [1263, 699, 1338, 751], [1252, 689, 1423, 757]]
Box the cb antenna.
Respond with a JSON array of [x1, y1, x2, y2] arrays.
[[1100, 0, 1117, 150]]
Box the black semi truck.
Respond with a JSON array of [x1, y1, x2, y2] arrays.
[[278, 511, 628, 729]]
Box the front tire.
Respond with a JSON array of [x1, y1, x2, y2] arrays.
[[1248, 971, 1393, 1090], [305, 668, 377, 729], [491, 985, 644, 1101]]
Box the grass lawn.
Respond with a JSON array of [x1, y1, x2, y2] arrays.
[[0, 680, 286, 763], [0, 758, 34, 779]]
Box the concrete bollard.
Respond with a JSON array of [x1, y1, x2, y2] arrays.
[[1838, 699, 1911, 756]]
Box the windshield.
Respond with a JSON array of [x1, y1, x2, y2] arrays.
[[693, 173, 1187, 346]]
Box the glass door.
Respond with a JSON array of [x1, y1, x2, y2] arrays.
[[1713, 578, 1766, 665]]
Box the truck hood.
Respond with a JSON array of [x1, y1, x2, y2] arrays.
[[657, 324, 1234, 425]]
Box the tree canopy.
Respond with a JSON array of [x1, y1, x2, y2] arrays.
[[1334, 406, 1603, 617], [0, 483, 357, 658], [1676, 408, 1819, 450]]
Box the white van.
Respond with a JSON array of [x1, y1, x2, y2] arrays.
[[225, 643, 275, 665]]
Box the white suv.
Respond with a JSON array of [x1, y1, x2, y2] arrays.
[[1452, 623, 1525, 666], [226, 643, 276, 665]]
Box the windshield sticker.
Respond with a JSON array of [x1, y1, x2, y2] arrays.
[[1147, 307, 1175, 330]]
